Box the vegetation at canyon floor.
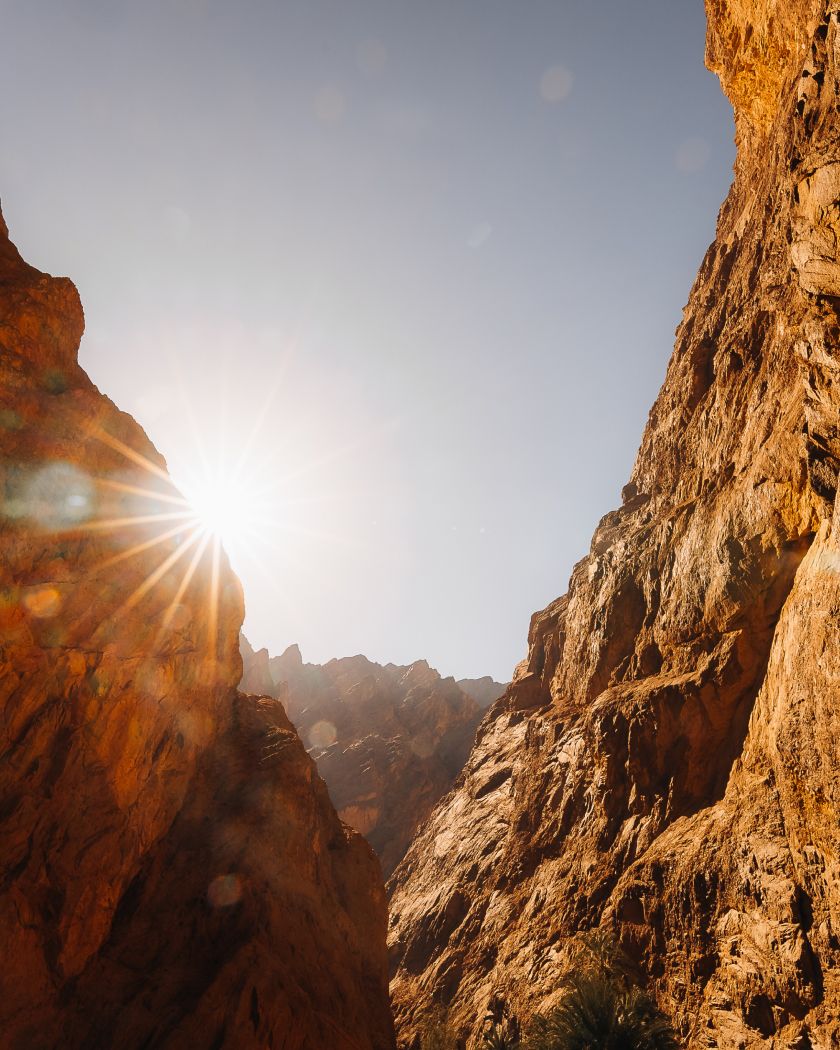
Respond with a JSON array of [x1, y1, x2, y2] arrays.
[[420, 937, 678, 1050]]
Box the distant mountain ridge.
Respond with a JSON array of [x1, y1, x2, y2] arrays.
[[456, 674, 510, 710], [240, 634, 506, 878]]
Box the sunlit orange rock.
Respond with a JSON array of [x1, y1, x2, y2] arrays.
[[389, 3, 840, 1047], [0, 203, 393, 1049]]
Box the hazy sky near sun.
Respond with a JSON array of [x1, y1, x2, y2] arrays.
[[0, 1, 734, 682]]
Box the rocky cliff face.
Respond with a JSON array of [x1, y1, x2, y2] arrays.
[[241, 640, 495, 880], [239, 631, 276, 695], [389, 2, 840, 1046], [0, 205, 394, 1049]]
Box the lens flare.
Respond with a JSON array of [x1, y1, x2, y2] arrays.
[[207, 873, 242, 908], [23, 585, 62, 618], [309, 720, 338, 749]]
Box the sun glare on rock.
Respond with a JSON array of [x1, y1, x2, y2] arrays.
[[11, 402, 328, 665]]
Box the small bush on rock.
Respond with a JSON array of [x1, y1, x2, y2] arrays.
[[482, 995, 521, 1049], [524, 934, 677, 1050]]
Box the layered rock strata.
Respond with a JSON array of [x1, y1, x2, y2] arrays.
[[389, 3, 840, 1047], [0, 205, 393, 1049], [241, 640, 502, 880]]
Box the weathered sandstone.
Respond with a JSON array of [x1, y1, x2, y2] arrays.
[[241, 640, 501, 880], [389, 2, 840, 1047], [0, 205, 393, 1049]]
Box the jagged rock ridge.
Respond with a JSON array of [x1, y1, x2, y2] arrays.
[[240, 636, 506, 879], [388, 2, 840, 1047], [0, 205, 394, 1049], [455, 676, 508, 711]]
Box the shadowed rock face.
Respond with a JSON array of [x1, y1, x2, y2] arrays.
[[0, 206, 394, 1050], [389, 3, 840, 1047], [241, 640, 504, 880], [239, 632, 275, 695]]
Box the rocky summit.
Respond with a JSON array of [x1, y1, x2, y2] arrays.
[[388, 2, 840, 1047], [240, 637, 506, 880], [0, 206, 394, 1049]]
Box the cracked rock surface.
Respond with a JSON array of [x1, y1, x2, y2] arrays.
[[389, 3, 840, 1046]]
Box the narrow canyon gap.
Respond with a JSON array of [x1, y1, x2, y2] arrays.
[[240, 636, 505, 880]]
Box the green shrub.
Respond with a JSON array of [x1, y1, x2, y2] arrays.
[[524, 934, 677, 1050], [525, 975, 677, 1050]]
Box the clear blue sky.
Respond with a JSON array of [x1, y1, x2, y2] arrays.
[[0, 1, 734, 681]]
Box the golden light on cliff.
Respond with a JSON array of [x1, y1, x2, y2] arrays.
[[104, 435, 276, 634], [84, 429, 244, 659], [96, 423, 275, 552], [6, 400, 359, 668], [3, 423, 278, 663]]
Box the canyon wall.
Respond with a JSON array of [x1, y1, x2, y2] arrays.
[[241, 638, 504, 879], [389, 2, 840, 1046], [0, 206, 394, 1049]]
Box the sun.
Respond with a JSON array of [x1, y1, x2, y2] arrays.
[[186, 474, 258, 550], [55, 423, 295, 667], [78, 408, 341, 661]]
